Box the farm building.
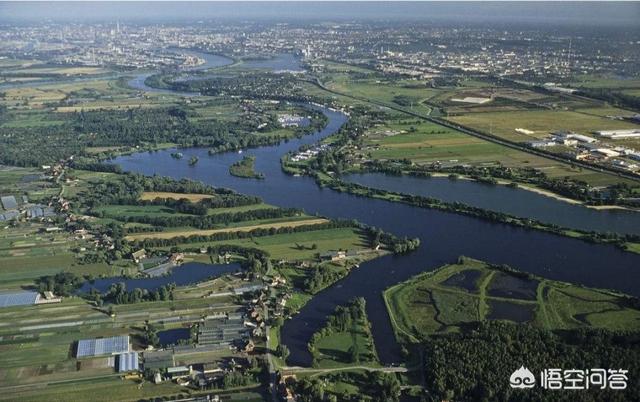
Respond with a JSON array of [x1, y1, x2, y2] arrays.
[[143, 350, 176, 370], [198, 317, 248, 346], [0, 291, 40, 308], [117, 352, 140, 372], [0, 195, 18, 210], [76, 335, 130, 358], [131, 249, 147, 263]]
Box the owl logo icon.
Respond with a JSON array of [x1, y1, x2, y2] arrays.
[[510, 366, 536, 389]]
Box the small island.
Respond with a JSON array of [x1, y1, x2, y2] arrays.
[[229, 155, 264, 179], [188, 156, 199, 166]]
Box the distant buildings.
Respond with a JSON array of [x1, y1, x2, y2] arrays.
[[596, 129, 640, 140], [450, 96, 492, 104]]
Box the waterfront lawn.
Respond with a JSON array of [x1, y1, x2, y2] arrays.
[[315, 330, 378, 369], [312, 305, 380, 369]]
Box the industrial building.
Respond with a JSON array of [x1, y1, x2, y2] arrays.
[[76, 335, 130, 358], [0, 195, 18, 210], [198, 317, 248, 346], [596, 129, 640, 139]]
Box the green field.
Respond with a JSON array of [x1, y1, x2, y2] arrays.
[[326, 73, 438, 115], [449, 109, 638, 142], [156, 227, 371, 260], [362, 118, 632, 184], [384, 258, 640, 342]]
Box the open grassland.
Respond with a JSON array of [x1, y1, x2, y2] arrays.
[[4, 66, 108, 76], [0, 378, 265, 402], [1, 80, 120, 108], [448, 109, 639, 142], [154, 227, 368, 261], [316, 65, 636, 187], [124, 217, 329, 241], [314, 326, 379, 369], [326, 74, 438, 115], [363, 119, 631, 185], [573, 106, 637, 117], [568, 75, 640, 89], [384, 258, 640, 342]]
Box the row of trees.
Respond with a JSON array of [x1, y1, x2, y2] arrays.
[[36, 272, 84, 296], [129, 219, 355, 249], [95, 282, 175, 305], [106, 205, 301, 229]]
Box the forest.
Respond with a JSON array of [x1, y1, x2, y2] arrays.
[[423, 321, 640, 402]]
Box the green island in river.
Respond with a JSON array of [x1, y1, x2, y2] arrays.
[[230, 155, 265, 179]]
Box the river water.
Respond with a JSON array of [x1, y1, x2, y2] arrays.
[[343, 173, 640, 235], [112, 53, 640, 366]]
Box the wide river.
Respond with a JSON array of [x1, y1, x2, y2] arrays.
[[113, 52, 640, 366]]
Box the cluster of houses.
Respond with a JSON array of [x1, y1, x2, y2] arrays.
[[277, 114, 308, 128], [290, 143, 330, 162], [528, 131, 640, 173], [72, 307, 264, 388]]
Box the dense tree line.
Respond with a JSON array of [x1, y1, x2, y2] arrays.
[[423, 321, 640, 402], [99, 205, 302, 229], [576, 88, 640, 112], [36, 272, 83, 296], [129, 219, 355, 249], [303, 264, 347, 294], [74, 172, 250, 208], [165, 73, 310, 102], [96, 282, 175, 305]]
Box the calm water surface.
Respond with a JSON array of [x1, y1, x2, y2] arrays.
[[344, 173, 640, 235], [79, 262, 240, 293]]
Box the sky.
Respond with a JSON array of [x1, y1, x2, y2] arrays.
[[0, 1, 638, 27]]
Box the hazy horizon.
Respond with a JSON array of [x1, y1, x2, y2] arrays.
[[0, 1, 639, 27]]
